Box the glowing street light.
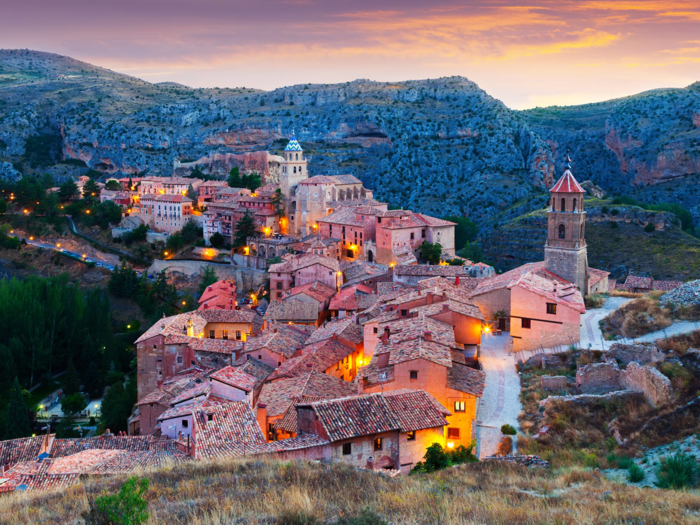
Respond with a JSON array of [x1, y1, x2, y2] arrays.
[[447, 441, 454, 449]]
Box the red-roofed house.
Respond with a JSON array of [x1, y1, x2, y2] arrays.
[[198, 280, 237, 310]]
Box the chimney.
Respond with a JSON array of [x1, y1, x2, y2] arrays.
[[256, 403, 268, 440], [424, 331, 433, 342], [442, 303, 449, 312], [357, 377, 365, 394], [455, 276, 460, 286], [381, 326, 390, 344]]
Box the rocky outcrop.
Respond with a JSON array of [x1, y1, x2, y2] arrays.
[[173, 151, 284, 183]]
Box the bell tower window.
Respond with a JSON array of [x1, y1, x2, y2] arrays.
[[558, 224, 566, 239], [560, 198, 566, 213], [573, 198, 577, 212]]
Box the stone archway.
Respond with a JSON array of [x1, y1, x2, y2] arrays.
[[269, 247, 277, 258], [258, 245, 267, 258], [249, 243, 257, 256], [367, 250, 374, 263]]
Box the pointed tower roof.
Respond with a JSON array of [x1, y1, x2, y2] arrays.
[[550, 156, 584, 193], [284, 130, 303, 152]]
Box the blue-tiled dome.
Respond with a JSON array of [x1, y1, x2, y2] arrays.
[[284, 131, 303, 152]]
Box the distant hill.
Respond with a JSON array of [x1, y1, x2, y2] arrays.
[[0, 49, 699, 230]]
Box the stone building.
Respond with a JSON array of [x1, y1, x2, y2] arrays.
[[136, 194, 194, 234]]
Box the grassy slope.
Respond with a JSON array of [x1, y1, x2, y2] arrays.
[[4, 458, 700, 525]]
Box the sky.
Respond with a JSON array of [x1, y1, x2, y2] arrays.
[[2, 0, 700, 109]]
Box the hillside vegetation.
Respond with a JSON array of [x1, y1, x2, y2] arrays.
[[4, 458, 700, 525]]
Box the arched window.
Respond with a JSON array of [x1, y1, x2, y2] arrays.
[[561, 198, 566, 212], [551, 197, 556, 210], [293, 166, 296, 174], [580, 224, 584, 239], [558, 224, 566, 239], [295, 153, 298, 161], [573, 198, 577, 212]]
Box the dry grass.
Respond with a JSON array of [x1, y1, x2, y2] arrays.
[[3, 458, 700, 525], [602, 295, 673, 338]]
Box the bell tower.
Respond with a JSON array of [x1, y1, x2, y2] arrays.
[[544, 157, 589, 294], [279, 130, 308, 202]]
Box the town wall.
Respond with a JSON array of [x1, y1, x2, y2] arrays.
[[607, 343, 663, 366], [541, 376, 569, 391], [148, 260, 267, 292], [620, 362, 674, 407]]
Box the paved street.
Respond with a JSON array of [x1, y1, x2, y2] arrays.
[[475, 332, 522, 458]]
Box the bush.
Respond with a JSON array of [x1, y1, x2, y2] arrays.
[[644, 222, 655, 233], [501, 424, 517, 435], [90, 477, 149, 525], [655, 454, 699, 489], [628, 463, 645, 483], [209, 232, 225, 248], [277, 510, 319, 525]]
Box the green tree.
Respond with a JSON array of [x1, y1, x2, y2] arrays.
[[58, 180, 79, 202], [198, 266, 218, 295], [227, 167, 242, 188], [166, 232, 184, 253], [61, 392, 87, 416], [95, 477, 150, 525], [84, 361, 104, 399], [82, 179, 101, 202], [5, 377, 31, 439], [105, 179, 121, 191], [209, 232, 225, 248], [100, 375, 137, 434], [187, 183, 198, 204], [233, 210, 257, 248], [242, 172, 262, 191], [0, 199, 6, 215], [63, 359, 81, 395], [458, 241, 485, 264], [420, 242, 443, 264], [56, 415, 82, 438], [444, 216, 478, 250], [272, 188, 285, 219], [181, 220, 202, 244]]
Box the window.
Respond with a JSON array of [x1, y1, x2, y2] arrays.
[[447, 428, 460, 439], [410, 232, 414, 240], [236, 330, 242, 340], [176, 356, 183, 364], [561, 198, 566, 212], [182, 420, 189, 428], [373, 327, 378, 334], [347, 249, 353, 258], [406, 431, 416, 441], [546, 303, 557, 315], [558, 224, 565, 239], [207, 414, 213, 422], [343, 443, 352, 455], [409, 370, 418, 380], [572, 198, 577, 212], [222, 330, 228, 340], [276, 282, 282, 290], [209, 330, 216, 339], [521, 318, 531, 329], [374, 438, 383, 451], [400, 309, 407, 317], [454, 401, 465, 412]]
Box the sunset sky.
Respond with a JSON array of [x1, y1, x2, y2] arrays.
[[3, 0, 700, 108]]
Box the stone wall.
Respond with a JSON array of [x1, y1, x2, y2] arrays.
[[575, 361, 621, 393], [541, 376, 569, 391], [540, 390, 642, 410], [148, 259, 267, 291], [620, 362, 675, 407], [607, 343, 662, 366]]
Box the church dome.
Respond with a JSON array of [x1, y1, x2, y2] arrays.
[[284, 132, 303, 152]]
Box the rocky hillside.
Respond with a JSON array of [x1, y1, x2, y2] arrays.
[[1, 49, 698, 228], [520, 83, 700, 222], [483, 199, 700, 281]]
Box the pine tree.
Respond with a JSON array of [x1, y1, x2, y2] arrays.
[[227, 167, 242, 188], [64, 359, 81, 395], [84, 361, 104, 399], [233, 210, 257, 248], [187, 183, 198, 204], [5, 377, 31, 439], [58, 180, 79, 202], [83, 179, 101, 202]]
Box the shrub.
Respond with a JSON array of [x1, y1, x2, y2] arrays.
[[448, 442, 478, 464], [277, 510, 319, 525], [628, 463, 645, 483], [501, 424, 517, 436], [611, 208, 620, 216], [655, 454, 699, 489], [644, 222, 655, 233], [93, 477, 149, 525], [209, 232, 225, 248]]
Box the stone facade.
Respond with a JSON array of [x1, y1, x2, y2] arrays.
[[620, 362, 675, 407], [575, 361, 621, 393], [540, 375, 569, 391], [607, 343, 663, 366]]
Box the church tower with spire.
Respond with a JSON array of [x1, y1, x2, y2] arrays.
[[544, 156, 589, 294], [279, 130, 308, 202]]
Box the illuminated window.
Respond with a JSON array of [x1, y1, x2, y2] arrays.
[[374, 438, 383, 451], [546, 303, 557, 315], [406, 431, 416, 441], [454, 401, 465, 412]]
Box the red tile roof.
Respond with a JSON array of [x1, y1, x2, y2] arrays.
[[288, 281, 337, 303], [329, 285, 378, 311], [210, 366, 258, 392], [268, 339, 356, 380], [304, 317, 364, 346], [0, 436, 47, 469], [193, 402, 265, 458], [446, 364, 487, 397], [550, 169, 584, 193]]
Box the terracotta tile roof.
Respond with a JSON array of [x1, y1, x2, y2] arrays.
[[0, 436, 47, 469], [588, 268, 610, 286], [509, 271, 586, 314], [233, 358, 275, 385], [304, 317, 364, 346], [188, 337, 242, 355], [193, 402, 265, 457], [268, 253, 339, 274], [550, 169, 584, 193], [49, 436, 180, 458], [136, 373, 210, 407], [269, 339, 355, 380], [446, 364, 486, 397], [197, 434, 329, 461], [417, 276, 480, 294], [377, 336, 453, 368], [470, 262, 546, 297], [317, 207, 368, 227], [157, 395, 230, 421], [264, 299, 319, 323], [169, 380, 211, 406], [198, 309, 257, 324], [378, 316, 457, 349], [210, 366, 258, 392], [306, 394, 399, 442], [393, 245, 418, 265], [242, 323, 314, 359], [624, 275, 653, 289], [652, 280, 684, 292], [329, 285, 378, 311], [258, 371, 356, 418], [409, 298, 485, 322], [288, 281, 336, 303], [376, 281, 415, 295], [299, 175, 338, 185], [273, 395, 328, 433], [140, 194, 193, 203], [381, 390, 450, 431], [394, 265, 466, 277]]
